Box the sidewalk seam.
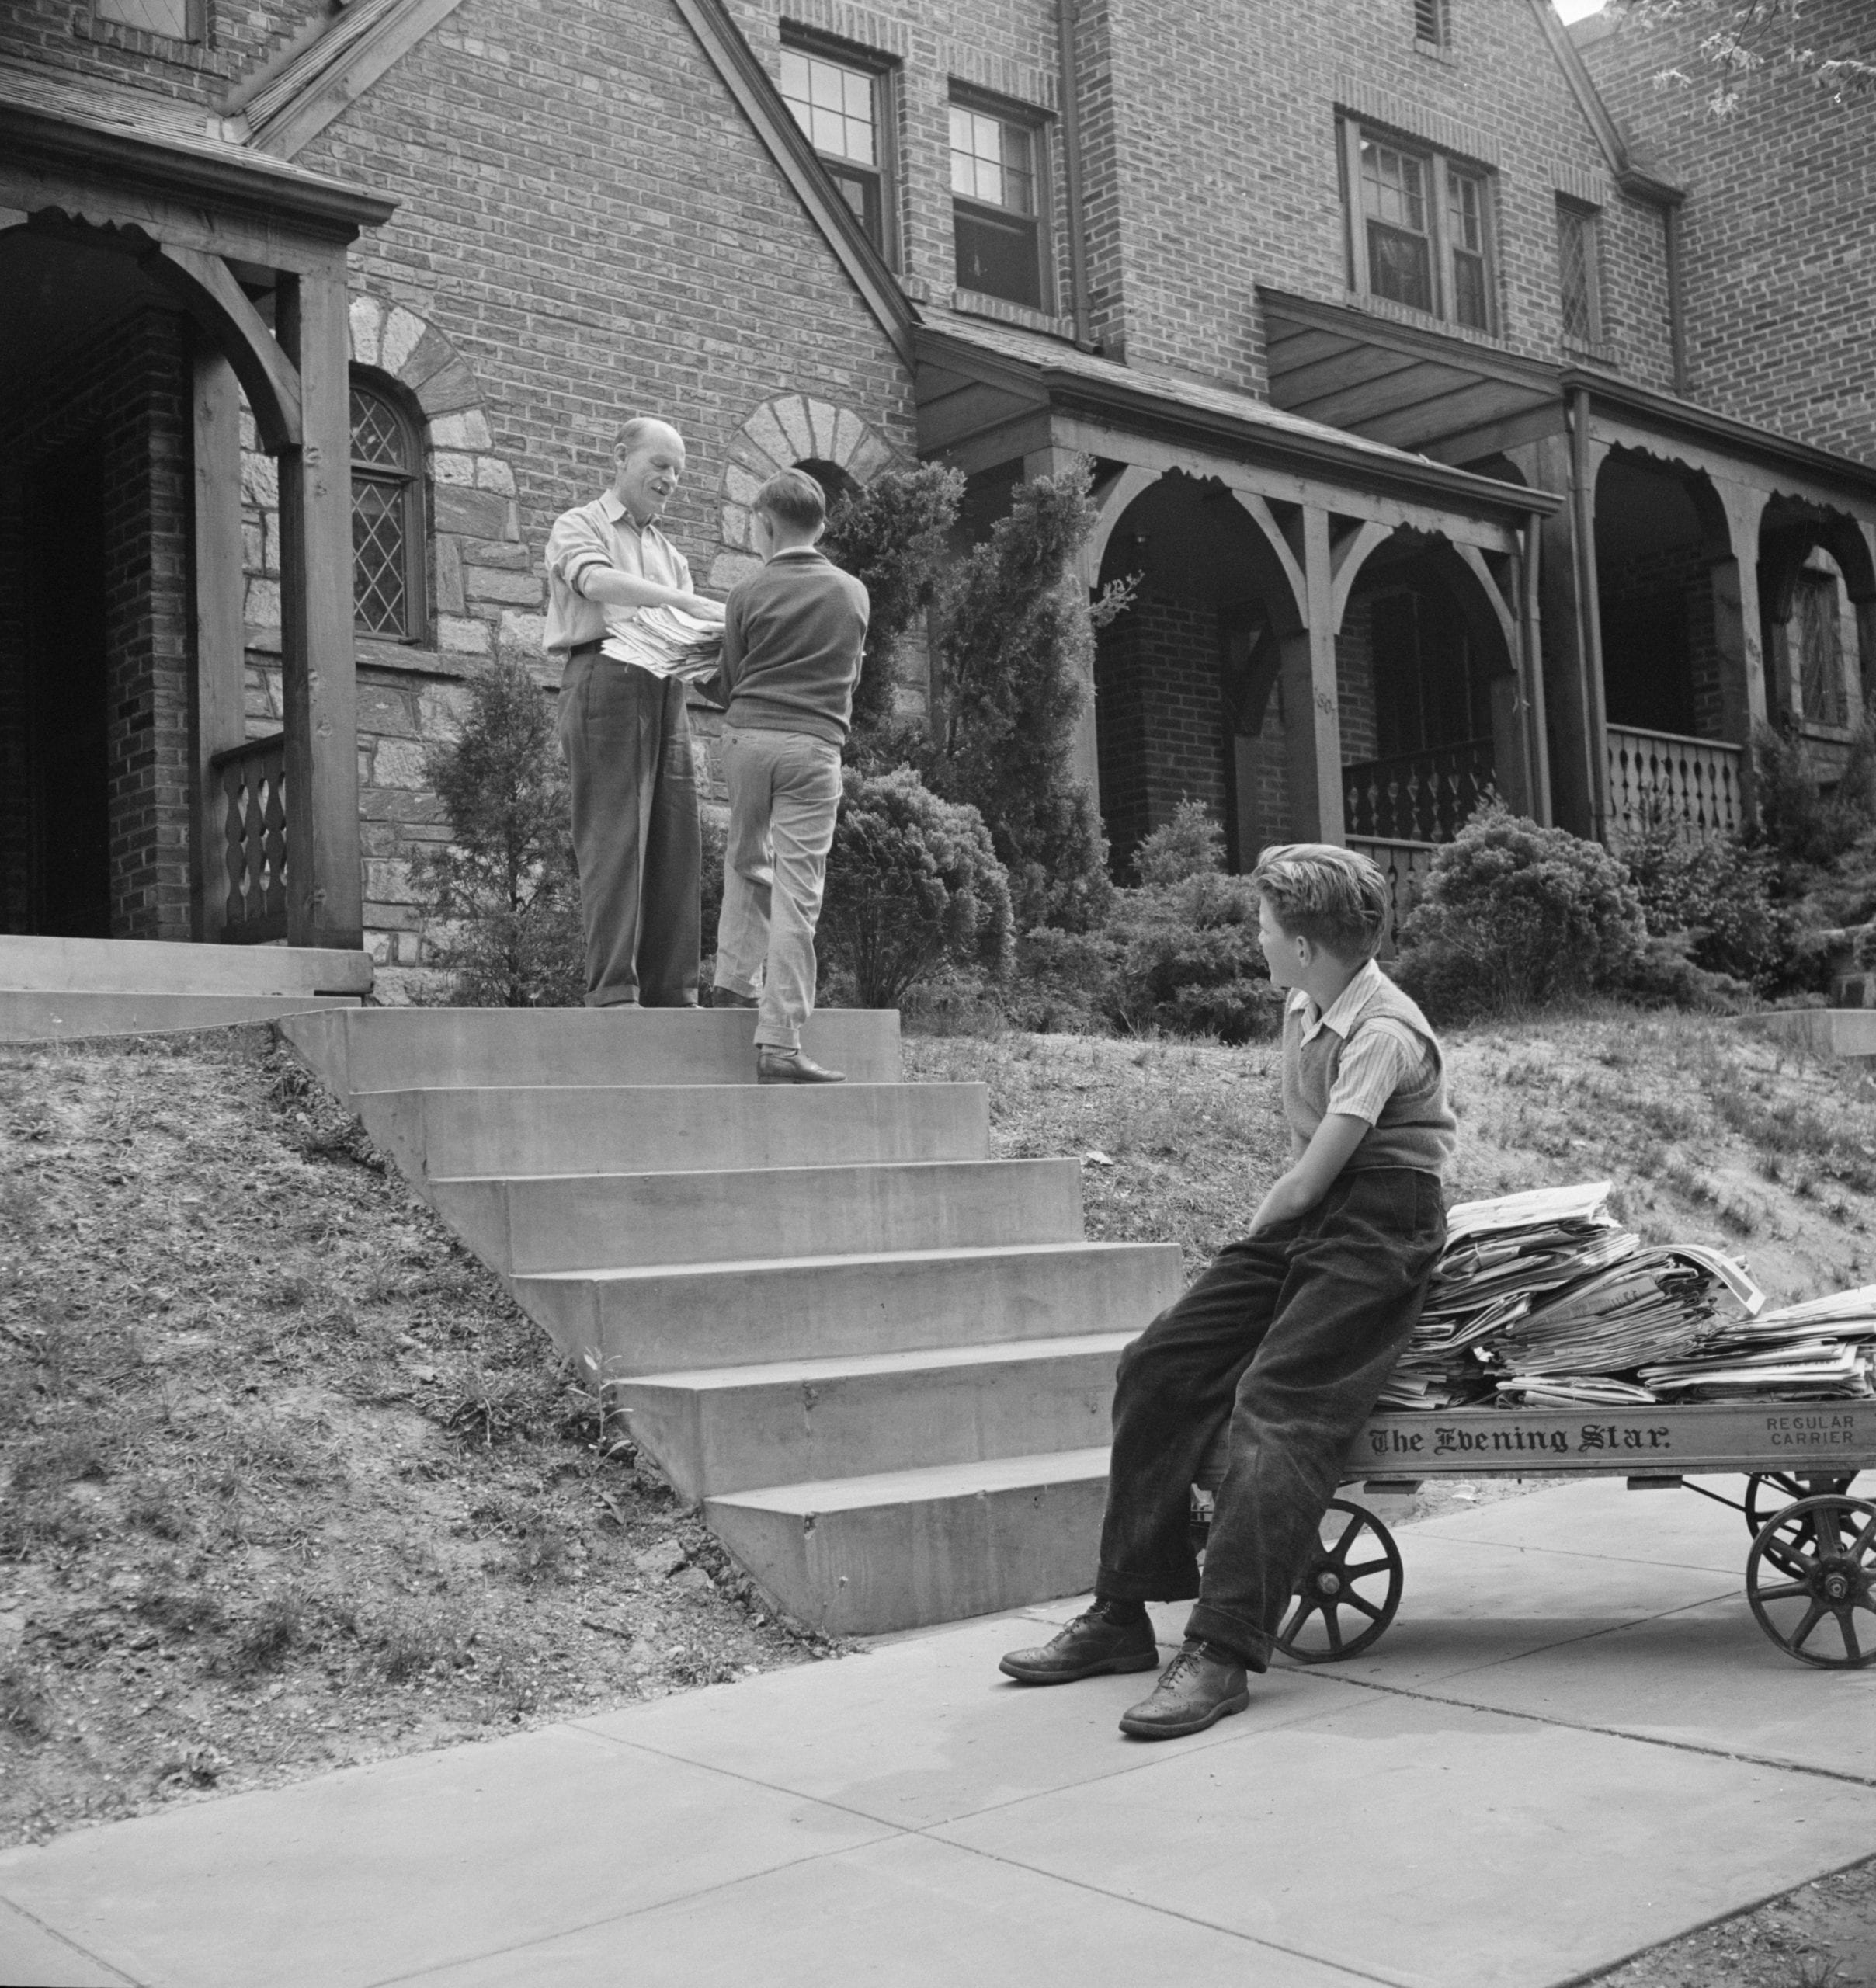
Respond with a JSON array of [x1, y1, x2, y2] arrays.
[[0, 1889, 144, 1987]]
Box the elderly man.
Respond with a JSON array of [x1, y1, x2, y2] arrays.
[[546, 418, 723, 1008]]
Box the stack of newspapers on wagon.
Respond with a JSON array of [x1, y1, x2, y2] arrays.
[[1381, 1180, 1876, 1412], [600, 605, 723, 683]]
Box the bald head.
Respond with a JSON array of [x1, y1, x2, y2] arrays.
[[610, 418, 687, 527]]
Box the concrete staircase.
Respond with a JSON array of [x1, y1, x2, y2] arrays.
[[0, 935, 370, 1041], [283, 1006, 1184, 1635]]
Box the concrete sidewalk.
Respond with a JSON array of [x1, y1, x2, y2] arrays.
[[3, 1477, 1872, 1988]]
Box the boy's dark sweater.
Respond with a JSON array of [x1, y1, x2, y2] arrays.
[[717, 547, 869, 746]]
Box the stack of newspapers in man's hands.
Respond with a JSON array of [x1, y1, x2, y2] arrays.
[[1378, 1182, 1639, 1409], [600, 604, 724, 683], [1636, 1284, 1876, 1402]]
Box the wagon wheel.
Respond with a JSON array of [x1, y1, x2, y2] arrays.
[[1743, 1473, 1860, 1577], [1275, 1498, 1403, 1666], [1745, 1495, 1876, 1670]]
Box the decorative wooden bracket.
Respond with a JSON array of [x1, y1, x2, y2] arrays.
[[142, 242, 303, 452]]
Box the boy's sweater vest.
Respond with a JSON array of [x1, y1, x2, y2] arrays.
[[1280, 967, 1457, 1178]]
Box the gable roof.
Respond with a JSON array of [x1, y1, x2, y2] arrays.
[[1521, 0, 1683, 204]]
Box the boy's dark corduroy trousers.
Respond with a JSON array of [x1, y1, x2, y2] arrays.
[[1096, 1167, 1446, 1668]]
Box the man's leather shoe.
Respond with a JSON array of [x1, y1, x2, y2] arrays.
[[757, 1046, 845, 1083], [1117, 1639, 1250, 1739], [712, 989, 759, 1008], [998, 1601, 1159, 1684]]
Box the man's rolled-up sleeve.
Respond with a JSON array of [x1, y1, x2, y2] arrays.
[[546, 511, 615, 597]]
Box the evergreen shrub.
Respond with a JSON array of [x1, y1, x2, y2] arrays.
[[820, 767, 1014, 1009], [1395, 801, 1645, 1021], [411, 652, 585, 1006]]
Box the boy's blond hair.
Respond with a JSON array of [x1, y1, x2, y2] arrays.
[[1251, 843, 1390, 961]]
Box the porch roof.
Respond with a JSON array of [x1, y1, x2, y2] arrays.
[[0, 57, 396, 238], [1259, 288, 1562, 459], [915, 311, 1558, 521]]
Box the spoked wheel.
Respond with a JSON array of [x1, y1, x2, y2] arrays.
[[1744, 1474, 1860, 1578], [1275, 1498, 1403, 1666], [1746, 1495, 1876, 1669]]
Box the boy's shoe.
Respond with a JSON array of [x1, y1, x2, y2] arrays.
[[1117, 1639, 1249, 1740], [998, 1600, 1159, 1684], [712, 989, 759, 1008], [756, 1046, 845, 1083]]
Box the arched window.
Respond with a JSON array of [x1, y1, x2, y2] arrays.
[[349, 375, 425, 639]]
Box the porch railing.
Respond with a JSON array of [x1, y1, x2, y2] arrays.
[[211, 732, 289, 942], [1344, 739, 1494, 844], [1347, 836, 1436, 954], [1605, 725, 1742, 846]]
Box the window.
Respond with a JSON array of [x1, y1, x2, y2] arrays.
[[1557, 199, 1601, 345], [780, 35, 897, 264], [349, 377, 425, 641], [950, 96, 1050, 311], [95, 0, 202, 40], [1343, 123, 1495, 332], [1796, 564, 1850, 728], [1413, 0, 1447, 48]]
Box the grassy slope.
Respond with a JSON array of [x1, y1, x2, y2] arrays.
[[904, 1007, 1876, 1307], [0, 1029, 826, 1847]]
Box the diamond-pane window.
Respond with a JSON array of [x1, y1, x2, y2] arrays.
[[1558, 200, 1600, 345], [96, 0, 200, 41], [1797, 568, 1849, 728], [350, 377, 423, 640]]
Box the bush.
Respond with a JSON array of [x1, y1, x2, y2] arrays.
[[1752, 716, 1876, 871], [410, 652, 585, 1006], [1131, 798, 1225, 887], [820, 464, 963, 765], [1016, 804, 1280, 1042], [1395, 801, 1645, 1021], [1621, 814, 1794, 992], [819, 767, 1015, 1008], [931, 462, 1113, 932]]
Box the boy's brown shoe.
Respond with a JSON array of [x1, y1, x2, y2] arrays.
[[998, 1601, 1159, 1684], [756, 1046, 844, 1083], [1117, 1639, 1249, 1740]]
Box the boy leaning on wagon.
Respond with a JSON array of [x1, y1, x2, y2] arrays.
[[1000, 843, 1456, 1738]]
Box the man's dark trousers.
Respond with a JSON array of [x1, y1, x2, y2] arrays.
[[1096, 1168, 1445, 1668], [559, 649, 700, 1008]]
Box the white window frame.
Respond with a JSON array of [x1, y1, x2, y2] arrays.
[[780, 28, 901, 271], [1343, 120, 1497, 335], [948, 86, 1056, 316]]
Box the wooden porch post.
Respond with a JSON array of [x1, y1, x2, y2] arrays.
[[1282, 505, 1345, 843], [1512, 433, 1596, 841], [191, 346, 248, 940], [275, 263, 363, 949], [1708, 476, 1771, 824]]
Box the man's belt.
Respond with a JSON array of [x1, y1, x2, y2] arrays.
[[568, 638, 604, 659]]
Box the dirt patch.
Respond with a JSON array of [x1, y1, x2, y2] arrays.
[[0, 1028, 838, 1847]]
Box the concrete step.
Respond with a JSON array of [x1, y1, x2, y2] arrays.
[[0, 991, 360, 1043], [354, 1080, 988, 1190], [0, 934, 371, 997], [707, 1447, 1111, 1636], [513, 1239, 1182, 1377], [281, 1006, 899, 1103], [615, 1330, 1131, 1501], [429, 1156, 1085, 1275], [1740, 1007, 1876, 1059]]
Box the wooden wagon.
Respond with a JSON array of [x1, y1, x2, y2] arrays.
[[1199, 1400, 1876, 1669]]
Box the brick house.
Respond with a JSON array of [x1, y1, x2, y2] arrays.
[[2, 0, 1872, 974]]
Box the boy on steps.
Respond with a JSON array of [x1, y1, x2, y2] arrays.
[[710, 467, 869, 1084], [1000, 843, 1454, 1738]]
